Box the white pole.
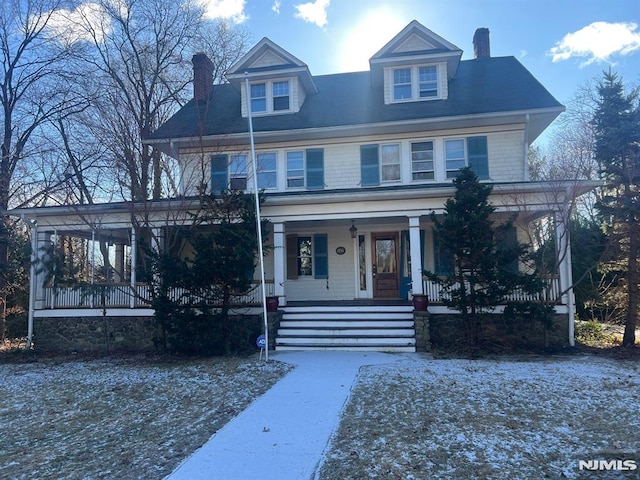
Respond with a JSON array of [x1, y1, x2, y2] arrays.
[[245, 73, 269, 362], [26, 219, 37, 349]]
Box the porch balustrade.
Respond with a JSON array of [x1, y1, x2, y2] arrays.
[[43, 280, 275, 309], [423, 277, 561, 304]]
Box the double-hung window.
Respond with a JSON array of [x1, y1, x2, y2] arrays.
[[391, 65, 439, 102], [286, 233, 328, 279], [445, 136, 489, 179], [250, 83, 266, 113], [361, 143, 401, 186], [229, 154, 247, 190], [393, 68, 412, 100], [419, 66, 438, 98], [411, 141, 434, 180], [286, 149, 324, 189], [257, 152, 277, 189], [272, 81, 290, 111]]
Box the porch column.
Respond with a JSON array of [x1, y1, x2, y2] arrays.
[[34, 230, 52, 310], [409, 216, 424, 295], [114, 243, 125, 283], [130, 226, 137, 308], [555, 213, 575, 346], [273, 222, 286, 305]]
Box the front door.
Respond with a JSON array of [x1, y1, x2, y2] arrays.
[[372, 233, 399, 298]]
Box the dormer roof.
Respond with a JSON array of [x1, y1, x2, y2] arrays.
[[369, 20, 462, 85], [225, 37, 317, 94]]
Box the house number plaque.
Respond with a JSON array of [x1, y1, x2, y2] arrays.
[[335, 246, 346, 255]]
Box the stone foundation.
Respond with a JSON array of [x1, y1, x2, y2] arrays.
[[413, 311, 431, 352], [34, 315, 158, 352], [429, 313, 569, 350], [33, 312, 278, 353]]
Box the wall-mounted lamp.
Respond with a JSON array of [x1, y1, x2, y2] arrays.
[[349, 220, 358, 239]]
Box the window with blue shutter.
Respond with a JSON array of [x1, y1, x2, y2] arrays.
[[360, 144, 380, 186], [306, 148, 324, 189], [313, 233, 328, 279], [211, 154, 228, 193], [467, 136, 489, 180]]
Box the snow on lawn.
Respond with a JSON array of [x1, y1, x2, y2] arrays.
[[318, 355, 640, 480], [0, 355, 292, 480]]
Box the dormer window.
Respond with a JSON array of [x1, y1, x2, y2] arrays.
[[273, 81, 290, 111], [390, 64, 441, 103], [248, 79, 292, 115], [250, 84, 267, 113]]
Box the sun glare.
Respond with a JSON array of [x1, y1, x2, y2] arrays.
[[338, 8, 407, 72]]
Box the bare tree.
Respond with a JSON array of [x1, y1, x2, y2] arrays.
[[0, 0, 89, 336]]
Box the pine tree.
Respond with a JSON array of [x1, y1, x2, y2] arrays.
[[427, 168, 540, 348], [592, 72, 640, 347]]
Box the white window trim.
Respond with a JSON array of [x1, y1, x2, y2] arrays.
[[410, 139, 436, 183], [389, 64, 443, 103], [380, 143, 402, 184], [286, 149, 306, 190], [247, 78, 292, 116], [444, 137, 468, 179], [256, 151, 278, 190]]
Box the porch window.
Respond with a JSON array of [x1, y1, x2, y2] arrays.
[[286, 233, 328, 279], [411, 141, 434, 180], [445, 136, 489, 179], [257, 152, 277, 189], [286, 149, 324, 189], [250, 83, 267, 113], [272, 81, 290, 111]]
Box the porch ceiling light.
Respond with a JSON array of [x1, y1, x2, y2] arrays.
[[349, 220, 358, 239]]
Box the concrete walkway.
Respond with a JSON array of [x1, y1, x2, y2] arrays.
[[166, 351, 410, 480]]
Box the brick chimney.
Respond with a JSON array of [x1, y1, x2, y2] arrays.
[[473, 28, 490, 58], [192, 52, 214, 101]]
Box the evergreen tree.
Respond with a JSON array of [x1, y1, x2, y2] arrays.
[[427, 168, 541, 348], [592, 72, 640, 347]]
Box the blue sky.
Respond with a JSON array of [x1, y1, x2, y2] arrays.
[[206, 0, 640, 112]]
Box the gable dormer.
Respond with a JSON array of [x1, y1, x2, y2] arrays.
[[226, 38, 317, 117], [369, 20, 462, 104]]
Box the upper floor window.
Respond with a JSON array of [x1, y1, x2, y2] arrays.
[[361, 143, 401, 186], [273, 81, 290, 111], [248, 79, 291, 115], [257, 152, 277, 189], [419, 66, 438, 98], [250, 84, 266, 113], [445, 136, 489, 180], [411, 141, 434, 180], [391, 65, 440, 102], [229, 154, 248, 190], [286, 148, 324, 189], [393, 68, 412, 100]]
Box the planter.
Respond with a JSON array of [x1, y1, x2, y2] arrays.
[[412, 294, 429, 311], [266, 296, 280, 312]]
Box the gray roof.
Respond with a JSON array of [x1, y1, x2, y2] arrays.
[[147, 56, 563, 142]]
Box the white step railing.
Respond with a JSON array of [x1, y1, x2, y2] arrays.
[[423, 277, 561, 304], [43, 281, 275, 309]]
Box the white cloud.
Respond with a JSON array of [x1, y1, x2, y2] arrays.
[[46, 2, 110, 45], [294, 0, 330, 28], [549, 21, 640, 65], [202, 0, 248, 23], [272, 1, 281, 14]]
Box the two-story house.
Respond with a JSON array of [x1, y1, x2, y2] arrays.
[[12, 21, 594, 352]]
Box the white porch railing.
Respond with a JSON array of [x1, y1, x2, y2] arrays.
[[423, 277, 561, 304], [43, 281, 275, 309]]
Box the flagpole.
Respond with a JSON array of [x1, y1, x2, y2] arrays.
[[245, 72, 269, 362]]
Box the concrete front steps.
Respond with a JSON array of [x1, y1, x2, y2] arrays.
[[275, 305, 416, 352]]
